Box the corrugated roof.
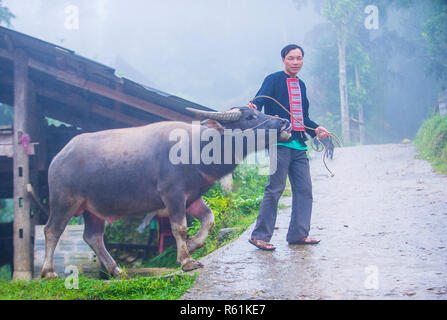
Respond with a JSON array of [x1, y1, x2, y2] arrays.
[[0, 26, 214, 125]]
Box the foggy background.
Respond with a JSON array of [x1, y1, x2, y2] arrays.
[[3, 0, 445, 143], [4, 0, 325, 107]]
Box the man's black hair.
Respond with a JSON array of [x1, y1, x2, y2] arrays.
[[281, 44, 304, 59]]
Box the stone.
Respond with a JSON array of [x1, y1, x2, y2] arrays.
[[218, 228, 241, 242]]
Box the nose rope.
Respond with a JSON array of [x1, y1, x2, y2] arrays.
[[251, 95, 342, 177]]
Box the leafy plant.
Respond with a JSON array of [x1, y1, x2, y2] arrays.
[[104, 217, 150, 244], [414, 114, 447, 174]]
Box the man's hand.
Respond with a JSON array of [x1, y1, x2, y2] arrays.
[[315, 126, 330, 138], [247, 102, 258, 110]]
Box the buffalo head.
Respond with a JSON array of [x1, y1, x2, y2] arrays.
[[186, 106, 292, 141]]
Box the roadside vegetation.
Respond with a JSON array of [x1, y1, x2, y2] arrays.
[[414, 114, 447, 174], [0, 274, 195, 300]]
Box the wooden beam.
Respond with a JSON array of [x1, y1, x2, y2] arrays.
[[91, 104, 148, 127], [27, 58, 193, 122], [34, 85, 149, 127], [12, 49, 33, 281], [43, 102, 108, 132], [0, 47, 196, 123]]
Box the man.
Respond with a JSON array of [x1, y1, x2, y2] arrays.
[[248, 44, 330, 250]]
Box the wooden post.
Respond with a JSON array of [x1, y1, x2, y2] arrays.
[[12, 49, 33, 281]]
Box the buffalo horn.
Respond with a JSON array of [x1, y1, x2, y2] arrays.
[[186, 107, 241, 121]]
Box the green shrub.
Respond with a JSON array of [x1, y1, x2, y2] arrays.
[[104, 217, 150, 244], [414, 114, 447, 174]]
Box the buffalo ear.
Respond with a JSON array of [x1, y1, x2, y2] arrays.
[[201, 119, 225, 133]]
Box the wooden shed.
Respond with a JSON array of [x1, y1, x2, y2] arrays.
[[0, 26, 213, 280]]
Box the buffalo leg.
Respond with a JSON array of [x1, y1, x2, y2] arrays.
[[83, 212, 122, 278], [186, 198, 214, 253], [162, 194, 203, 272], [41, 199, 83, 279]]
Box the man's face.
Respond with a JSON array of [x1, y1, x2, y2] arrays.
[[282, 48, 304, 76]]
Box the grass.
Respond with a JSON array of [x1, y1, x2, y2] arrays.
[[0, 273, 196, 300], [414, 114, 447, 174]]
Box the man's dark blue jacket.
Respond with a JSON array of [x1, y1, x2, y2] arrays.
[[252, 71, 319, 144]]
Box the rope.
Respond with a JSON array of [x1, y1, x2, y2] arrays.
[[251, 95, 342, 177]]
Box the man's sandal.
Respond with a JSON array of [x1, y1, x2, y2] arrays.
[[248, 238, 276, 251], [288, 237, 320, 245]]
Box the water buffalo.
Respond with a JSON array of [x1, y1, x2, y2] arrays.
[[41, 106, 291, 278]]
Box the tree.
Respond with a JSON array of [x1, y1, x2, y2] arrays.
[[0, 0, 14, 27], [322, 0, 364, 144], [294, 0, 363, 143], [349, 39, 370, 144], [305, 0, 446, 144], [422, 0, 447, 80]]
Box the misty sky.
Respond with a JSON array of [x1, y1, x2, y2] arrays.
[[4, 0, 324, 110]]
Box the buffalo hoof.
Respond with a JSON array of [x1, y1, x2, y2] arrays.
[[42, 270, 59, 279], [182, 260, 204, 272]]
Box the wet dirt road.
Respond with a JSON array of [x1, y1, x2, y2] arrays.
[[181, 144, 447, 300]]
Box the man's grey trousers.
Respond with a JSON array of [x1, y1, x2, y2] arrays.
[[251, 145, 313, 243]]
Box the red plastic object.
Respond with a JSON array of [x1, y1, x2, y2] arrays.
[[157, 217, 173, 254]]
